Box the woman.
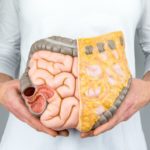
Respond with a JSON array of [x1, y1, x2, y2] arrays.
[[0, 0, 150, 149]]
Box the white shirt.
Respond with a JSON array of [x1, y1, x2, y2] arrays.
[[0, 0, 150, 150]]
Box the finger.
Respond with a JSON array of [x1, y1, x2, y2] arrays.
[[80, 130, 94, 138], [6, 94, 29, 122], [10, 101, 58, 137], [116, 98, 133, 122], [25, 112, 58, 137], [12, 82, 67, 137], [11, 80, 20, 90], [93, 115, 119, 136], [81, 101, 131, 137], [9, 108, 27, 122], [19, 105, 58, 137], [13, 93, 58, 137], [121, 105, 137, 122], [79, 103, 127, 138], [58, 130, 69, 137]]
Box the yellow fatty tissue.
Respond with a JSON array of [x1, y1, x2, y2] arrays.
[[77, 31, 131, 132]]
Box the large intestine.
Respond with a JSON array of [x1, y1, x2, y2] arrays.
[[25, 51, 79, 130]]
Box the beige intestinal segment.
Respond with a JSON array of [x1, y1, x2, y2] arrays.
[[77, 31, 131, 132]]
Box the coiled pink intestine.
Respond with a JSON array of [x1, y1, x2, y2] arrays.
[[26, 51, 79, 130]]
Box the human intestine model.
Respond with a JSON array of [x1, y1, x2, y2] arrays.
[[20, 31, 132, 132]]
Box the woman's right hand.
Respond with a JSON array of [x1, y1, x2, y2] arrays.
[[0, 79, 69, 137]]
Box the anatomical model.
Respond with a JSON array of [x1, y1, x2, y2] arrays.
[[20, 31, 132, 132]]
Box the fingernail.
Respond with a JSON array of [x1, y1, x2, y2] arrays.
[[60, 134, 69, 137], [81, 136, 87, 138], [81, 135, 93, 138], [80, 135, 85, 138], [59, 131, 69, 137], [80, 134, 90, 138], [59, 134, 68, 137], [93, 131, 100, 136]]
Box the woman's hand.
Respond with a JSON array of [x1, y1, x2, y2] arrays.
[[80, 78, 150, 138], [0, 79, 69, 137]]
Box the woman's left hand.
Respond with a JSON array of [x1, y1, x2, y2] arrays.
[[80, 78, 150, 138]]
